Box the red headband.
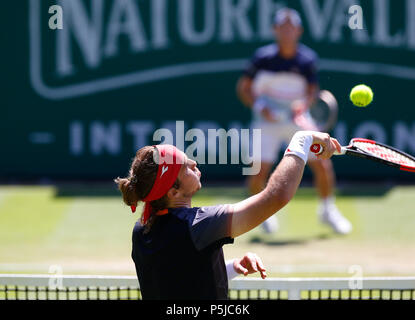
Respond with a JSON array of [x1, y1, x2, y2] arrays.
[[131, 145, 185, 224]]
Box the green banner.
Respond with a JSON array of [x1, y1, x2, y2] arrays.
[[2, 0, 415, 180]]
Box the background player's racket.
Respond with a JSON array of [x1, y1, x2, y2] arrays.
[[310, 138, 415, 172], [308, 90, 339, 132]]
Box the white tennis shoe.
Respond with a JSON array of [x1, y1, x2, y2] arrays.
[[261, 215, 279, 234], [318, 203, 352, 235]]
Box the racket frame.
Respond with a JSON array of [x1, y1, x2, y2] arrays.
[[309, 90, 339, 132], [339, 138, 415, 172]]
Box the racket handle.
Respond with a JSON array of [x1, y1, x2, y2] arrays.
[[310, 144, 345, 156]]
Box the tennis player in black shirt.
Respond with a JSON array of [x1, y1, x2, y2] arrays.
[[115, 131, 341, 300]]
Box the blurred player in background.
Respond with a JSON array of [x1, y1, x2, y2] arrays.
[[237, 8, 352, 235]]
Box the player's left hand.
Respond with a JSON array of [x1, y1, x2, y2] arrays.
[[233, 252, 267, 279], [292, 100, 317, 130]]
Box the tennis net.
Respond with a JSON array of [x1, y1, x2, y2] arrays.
[[0, 275, 414, 300]]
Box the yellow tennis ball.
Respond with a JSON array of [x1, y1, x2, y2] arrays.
[[350, 84, 373, 107]]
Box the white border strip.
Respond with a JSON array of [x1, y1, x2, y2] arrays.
[[0, 274, 138, 287], [30, 0, 415, 101]]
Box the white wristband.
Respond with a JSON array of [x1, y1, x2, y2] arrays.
[[226, 259, 239, 280], [284, 131, 314, 164]]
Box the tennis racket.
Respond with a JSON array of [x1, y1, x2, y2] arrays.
[[310, 138, 415, 173], [308, 90, 339, 132]]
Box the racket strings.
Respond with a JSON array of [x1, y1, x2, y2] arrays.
[[353, 142, 415, 167]]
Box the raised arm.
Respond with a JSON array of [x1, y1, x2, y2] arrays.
[[229, 131, 341, 238]]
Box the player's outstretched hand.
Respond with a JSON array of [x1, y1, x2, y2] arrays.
[[233, 252, 267, 279], [311, 132, 341, 160]]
